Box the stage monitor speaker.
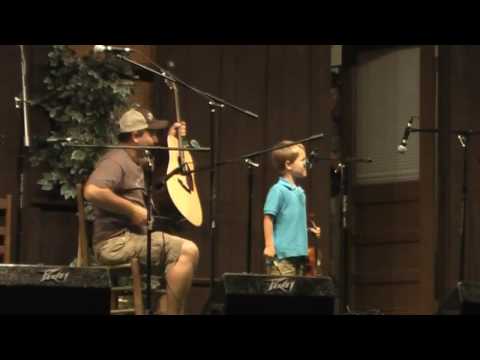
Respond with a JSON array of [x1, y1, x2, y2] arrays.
[[223, 273, 336, 315], [437, 281, 480, 315], [0, 264, 111, 314]]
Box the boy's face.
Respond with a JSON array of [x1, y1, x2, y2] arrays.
[[286, 147, 307, 178]]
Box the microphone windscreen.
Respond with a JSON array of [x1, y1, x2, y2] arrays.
[[93, 45, 106, 54]]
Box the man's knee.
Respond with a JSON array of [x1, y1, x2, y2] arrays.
[[181, 240, 199, 265]]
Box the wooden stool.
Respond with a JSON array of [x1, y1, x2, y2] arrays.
[[76, 184, 146, 315], [0, 194, 12, 264]]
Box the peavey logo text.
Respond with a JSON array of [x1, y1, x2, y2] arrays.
[[265, 278, 295, 294], [40, 268, 70, 283]]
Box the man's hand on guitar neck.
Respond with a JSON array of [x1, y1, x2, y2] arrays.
[[169, 121, 187, 137]]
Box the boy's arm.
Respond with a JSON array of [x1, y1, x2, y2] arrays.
[[263, 214, 276, 257]]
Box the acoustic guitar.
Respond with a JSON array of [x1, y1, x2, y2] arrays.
[[164, 79, 203, 227]]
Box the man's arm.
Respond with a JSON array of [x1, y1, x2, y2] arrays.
[[84, 183, 147, 226], [263, 214, 276, 257]]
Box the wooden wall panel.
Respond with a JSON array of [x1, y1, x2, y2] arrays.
[[437, 46, 480, 300], [355, 243, 421, 272], [351, 181, 422, 313], [0, 46, 22, 262], [344, 46, 437, 314], [217, 45, 268, 274], [353, 283, 423, 315]]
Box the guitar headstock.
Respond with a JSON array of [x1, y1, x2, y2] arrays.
[[163, 72, 176, 91], [163, 61, 177, 92], [162, 61, 183, 126]]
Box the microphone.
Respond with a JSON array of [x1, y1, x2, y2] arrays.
[[143, 150, 154, 172], [309, 149, 323, 161], [93, 45, 132, 54], [308, 150, 373, 169], [245, 158, 260, 168], [344, 157, 373, 163], [307, 150, 322, 169], [398, 117, 415, 154], [45, 137, 73, 143], [180, 139, 202, 149], [310, 149, 319, 158], [189, 139, 201, 149]]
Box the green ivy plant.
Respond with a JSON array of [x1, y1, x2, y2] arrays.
[[30, 45, 137, 201]]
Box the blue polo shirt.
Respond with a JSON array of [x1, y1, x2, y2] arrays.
[[263, 177, 308, 260]]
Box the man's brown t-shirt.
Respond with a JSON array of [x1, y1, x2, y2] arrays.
[[86, 149, 147, 244]]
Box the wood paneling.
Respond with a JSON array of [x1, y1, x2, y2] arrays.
[[437, 46, 480, 302], [355, 243, 421, 272], [353, 283, 424, 315], [418, 46, 437, 313], [351, 181, 423, 312], [0, 46, 22, 262], [354, 231, 419, 246], [353, 269, 420, 285], [344, 46, 437, 314]]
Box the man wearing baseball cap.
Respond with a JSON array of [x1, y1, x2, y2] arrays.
[[84, 107, 199, 315]]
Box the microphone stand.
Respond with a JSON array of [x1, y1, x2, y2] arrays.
[[60, 141, 210, 314], [401, 125, 480, 282], [13, 45, 32, 263], [113, 53, 259, 311], [310, 154, 372, 313], [337, 157, 372, 313], [208, 100, 221, 290], [245, 158, 259, 273], [143, 150, 154, 314], [18, 45, 30, 148]]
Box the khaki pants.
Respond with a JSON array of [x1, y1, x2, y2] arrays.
[[94, 231, 184, 275], [265, 257, 306, 276]]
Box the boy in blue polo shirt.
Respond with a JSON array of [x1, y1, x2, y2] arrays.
[[263, 140, 321, 276]]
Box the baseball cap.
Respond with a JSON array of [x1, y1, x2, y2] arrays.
[[118, 108, 169, 133]]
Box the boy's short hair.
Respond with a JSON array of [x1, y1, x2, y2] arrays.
[[271, 140, 305, 173]]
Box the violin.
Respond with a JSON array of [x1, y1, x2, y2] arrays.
[[306, 213, 322, 276]]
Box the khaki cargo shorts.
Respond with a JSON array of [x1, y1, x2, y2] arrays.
[[94, 231, 184, 275], [265, 256, 306, 276]]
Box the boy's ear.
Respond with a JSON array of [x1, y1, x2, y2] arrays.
[[284, 160, 292, 169]]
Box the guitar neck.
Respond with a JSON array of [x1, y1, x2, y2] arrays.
[[174, 85, 183, 139]]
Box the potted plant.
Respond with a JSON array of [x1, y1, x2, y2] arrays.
[[30, 45, 137, 203]]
